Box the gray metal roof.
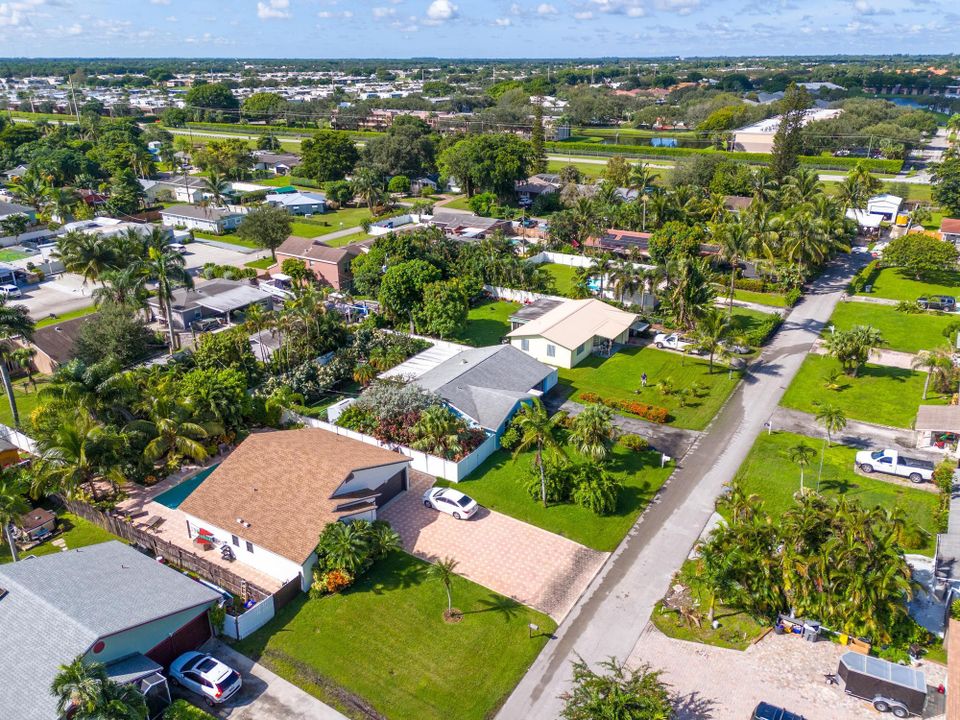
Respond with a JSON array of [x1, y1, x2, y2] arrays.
[[509, 298, 564, 325], [414, 345, 554, 431], [0, 541, 219, 720], [105, 653, 164, 685], [160, 204, 243, 222], [0, 200, 33, 217], [158, 279, 274, 314]]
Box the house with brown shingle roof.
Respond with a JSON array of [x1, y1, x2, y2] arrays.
[[274, 235, 364, 290], [940, 218, 960, 248], [179, 428, 411, 592]]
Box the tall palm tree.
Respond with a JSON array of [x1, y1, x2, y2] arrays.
[[666, 255, 715, 331], [628, 162, 659, 194], [10, 172, 49, 213], [568, 403, 614, 462], [35, 410, 119, 501], [788, 441, 816, 494], [202, 171, 230, 207], [694, 308, 731, 372], [55, 231, 117, 285], [43, 186, 79, 223], [0, 297, 34, 427], [430, 556, 459, 616], [511, 398, 567, 508], [125, 400, 211, 466], [92, 267, 149, 312], [51, 657, 109, 718], [243, 303, 274, 363], [781, 168, 823, 205], [814, 403, 847, 490], [144, 244, 193, 351], [912, 348, 955, 400], [10, 346, 37, 390], [716, 220, 754, 316], [351, 169, 384, 211], [0, 474, 29, 561], [610, 259, 643, 305]]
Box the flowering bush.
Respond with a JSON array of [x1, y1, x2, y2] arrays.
[[578, 393, 669, 424], [322, 569, 354, 594]]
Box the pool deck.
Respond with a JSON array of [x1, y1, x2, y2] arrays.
[[117, 456, 285, 593]]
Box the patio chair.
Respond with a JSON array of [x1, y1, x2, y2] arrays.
[[142, 516, 165, 531]]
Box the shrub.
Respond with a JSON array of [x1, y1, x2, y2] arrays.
[[499, 425, 520, 450], [607, 398, 669, 424], [523, 461, 574, 504], [733, 277, 769, 293], [572, 468, 622, 515], [952, 599, 960, 621], [785, 287, 802, 307], [619, 434, 650, 451], [742, 313, 782, 346], [848, 259, 880, 294], [164, 700, 217, 720], [579, 392, 601, 403], [335, 403, 377, 433], [209, 603, 226, 636], [321, 568, 354, 594], [933, 460, 956, 493], [895, 300, 922, 314]]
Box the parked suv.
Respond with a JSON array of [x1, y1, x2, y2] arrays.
[[170, 652, 242, 707], [917, 295, 956, 312], [752, 702, 806, 720]]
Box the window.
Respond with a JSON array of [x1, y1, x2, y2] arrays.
[[546, 344, 556, 358], [231, 535, 239, 547], [521, 338, 530, 351], [246, 541, 254, 553]]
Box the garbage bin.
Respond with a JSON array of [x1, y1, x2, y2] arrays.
[[803, 620, 821, 642]]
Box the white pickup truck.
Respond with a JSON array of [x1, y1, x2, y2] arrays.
[[854, 449, 935, 484]]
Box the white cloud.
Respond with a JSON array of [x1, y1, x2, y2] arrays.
[[149, 0, 170, 5], [165, 14, 177, 21], [0, 0, 50, 26], [574, 10, 593, 19], [373, 6, 395, 18], [494, 16, 511, 25], [392, 15, 419, 31], [655, 0, 699, 14], [257, 0, 290, 20], [537, 3, 557, 14], [589, 0, 645, 15], [425, 0, 457, 22]]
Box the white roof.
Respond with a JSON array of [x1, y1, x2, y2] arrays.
[[266, 191, 327, 207], [506, 298, 637, 350], [735, 108, 842, 135], [867, 194, 903, 213], [845, 209, 884, 228]]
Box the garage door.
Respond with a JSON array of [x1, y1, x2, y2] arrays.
[[146, 609, 212, 667], [375, 470, 407, 507]]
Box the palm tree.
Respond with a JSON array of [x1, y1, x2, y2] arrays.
[[243, 303, 275, 363], [352, 363, 376, 387], [35, 410, 119, 501], [125, 400, 211, 466], [912, 348, 955, 400], [430, 556, 459, 617], [91, 677, 149, 720], [10, 346, 37, 390], [144, 244, 193, 351], [814, 403, 847, 490], [694, 308, 731, 372], [202, 171, 230, 207], [666, 256, 715, 331], [568, 404, 614, 462], [410, 406, 464, 459], [609, 258, 643, 305], [318, 521, 370, 573], [717, 220, 754, 316], [44, 186, 79, 223], [51, 657, 109, 718], [0, 474, 29, 561], [788, 441, 816, 494], [511, 398, 567, 508], [55, 231, 117, 286], [0, 297, 34, 427], [92, 268, 149, 312], [823, 325, 884, 377], [351, 169, 384, 211], [10, 172, 48, 213], [628, 162, 659, 194]]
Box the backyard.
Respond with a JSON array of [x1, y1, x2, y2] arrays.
[[857, 266, 960, 303], [731, 430, 940, 555], [540, 262, 580, 297], [779, 355, 943, 429], [827, 301, 955, 354], [0, 510, 119, 564], [445, 444, 673, 552], [234, 551, 554, 720], [0, 376, 49, 427], [557, 345, 741, 431], [453, 299, 520, 347]]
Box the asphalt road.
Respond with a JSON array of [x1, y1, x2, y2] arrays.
[[496, 251, 868, 720]]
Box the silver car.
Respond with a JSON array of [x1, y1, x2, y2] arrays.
[[169, 651, 242, 707]]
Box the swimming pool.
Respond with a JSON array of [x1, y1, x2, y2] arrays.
[[153, 464, 220, 509]]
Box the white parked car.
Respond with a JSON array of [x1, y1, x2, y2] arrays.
[[167, 243, 188, 254], [0, 284, 22, 298], [169, 652, 242, 707], [423, 486, 479, 520], [653, 333, 697, 352]]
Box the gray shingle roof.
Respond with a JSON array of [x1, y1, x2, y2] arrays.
[[0, 541, 219, 720], [0, 201, 33, 217], [414, 345, 554, 431]]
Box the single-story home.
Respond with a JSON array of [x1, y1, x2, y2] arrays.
[[414, 345, 557, 436], [59, 217, 157, 242], [10, 314, 94, 375], [179, 428, 413, 592], [252, 151, 302, 176], [410, 176, 439, 195], [274, 235, 363, 290], [160, 204, 245, 235], [0, 540, 220, 720], [585, 228, 717, 257], [515, 174, 562, 203], [264, 190, 328, 216], [147, 278, 276, 331], [427, 211, 513, 240], [139, 175, 207, 205], [507, 298, 639, 368], [509, 298, 564, 331], [723, 195, 753, 214], [915, 405, 960, 455], [866, 193, 903, 222], [0, 200, 36, 224], [940, 218, 960, 248], [16, 506, 56, 542]]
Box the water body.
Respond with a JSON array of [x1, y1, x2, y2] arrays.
[[599, 135, 714, 149]]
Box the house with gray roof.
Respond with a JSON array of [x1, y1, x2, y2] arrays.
[[159, 204, 245, 235], [0, 541, 220, 720], [147, 278, 276, 331], [413, 345, 557, 435], [264, 190, 328, 216]]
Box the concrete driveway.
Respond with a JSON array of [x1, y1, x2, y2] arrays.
[[171, 640, 347, 720], [17, 273, 94, 322], [183, 242, 269, 273], [381, 472, 607, 621]]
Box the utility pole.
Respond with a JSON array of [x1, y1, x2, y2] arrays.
[[68, 76, 81, 122]]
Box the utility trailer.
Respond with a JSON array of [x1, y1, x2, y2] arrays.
[[837, 652, 927, 717]]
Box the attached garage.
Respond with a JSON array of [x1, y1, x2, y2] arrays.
[[146, 609, 213, 667], [375, 468, 409, 507]]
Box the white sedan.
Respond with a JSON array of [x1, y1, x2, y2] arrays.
[[169, 652, 242, 707], [423, 487, 479, 520], [653, 333, 698, 352]]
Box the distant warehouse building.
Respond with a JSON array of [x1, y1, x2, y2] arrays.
[[732, 108, 843, 154]]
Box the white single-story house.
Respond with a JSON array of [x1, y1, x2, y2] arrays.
[[507, 298, 638, 369], [139, 175, 207, 205], [732, 108, 842, 153], [160, 204, 245, 234], [866, 193, 903, 222], [264, 190, 328, 216], [179, 429, 413, 592]]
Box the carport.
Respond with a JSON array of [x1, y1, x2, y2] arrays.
[[915, 405, 960, 456]]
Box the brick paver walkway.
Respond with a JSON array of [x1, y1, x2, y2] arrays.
[[629, 624, 947, 720], [381, 472, 607, 621]]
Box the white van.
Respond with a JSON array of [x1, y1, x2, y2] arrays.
[[0, 284, 22, 298]]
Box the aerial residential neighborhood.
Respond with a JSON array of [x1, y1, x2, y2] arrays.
[[4, 5, 960, 720]]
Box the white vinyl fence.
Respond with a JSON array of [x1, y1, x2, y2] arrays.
[[221, 595, 276, 641], [484, 285, 566, 304]]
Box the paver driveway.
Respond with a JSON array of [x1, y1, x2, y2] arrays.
[[381, 472, 607, 621]]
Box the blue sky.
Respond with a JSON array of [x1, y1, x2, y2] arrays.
[[0, 0, 956, 58]]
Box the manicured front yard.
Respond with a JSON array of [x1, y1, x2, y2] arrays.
[[828, 301, 955, 353], [244, 257, 274, 270], [558, 345, 741, 431], [0, 511, 120, 564], [731, 288, 789, 308], [732, 430, 940, 555], [322, 230, 370, 247], [779, 355, 944, 429], [192, 231, 259, 249], [34, 304, 97, 327], [448, 444, 672, 552], [857, 266, 960, 303], [440, 195, 473, 211], [235, 551, 554, 720], [541, 262, 580, 297], [453, 299, 520, 347]]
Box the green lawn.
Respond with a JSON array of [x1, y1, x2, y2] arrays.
[[34, 304, 97, 327], [0, 248, 30, 261], [244, 257, 274, 270], [322, 230, 370, 248], [779, 355, 945, 429], [0, 511, 120, 564], [446, 445, 672, 552], [440, 196, 473, 211], [733, 430, 940, 555], [452, 299, 520, 347], [545, 159, 604, 179], [828, 302, 956, 353], [0, 376, 50, 428], [289, 207, 373, 237], [731, 288, 789, 308], [558, 345, 741, 431], [234, 551, 554, 720], [192, 231, 259, 249], [255, 176, 319, 191], [857, 266, 960, 303], [729, 306, 774, 337], [541, 262, 580, 297]]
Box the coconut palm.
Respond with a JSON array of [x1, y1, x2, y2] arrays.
[[568, 403, 614, 462], [202, 171, 230, 207], [912, 348, 955, 400], [609, 258, 643, 305], [351, 168, 384, 210], [666, 255, 715, 331], [716, 220, 754, 315], [694, 308, 731, 372], [0, 297, 34, 427], [44, 186, 79, 223], [788, 441, 816, 494], [125, 400, 211, 466], [628, 162, 659, 194], [143, 244, 193, 351], [92, 267, 149, 312], [814, 403, 847, 490], [781, 168, 823, 205], [51, 657, 110, 718], [55, 231, 117, 285], [430, 556, 459, 616], [0, 474, 29, 561], [410, 406, 464, 459], [10, 172, 48, 213], [823, 325, 884, 377], [511, 398, 567, 508], [34, 409, 121, 501], [10, 346, 37, 390]]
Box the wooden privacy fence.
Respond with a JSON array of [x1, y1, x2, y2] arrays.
[[62, 499, 272, 603]]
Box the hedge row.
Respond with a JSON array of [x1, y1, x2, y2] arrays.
[[743, 313, 784, 346], [848, 259, 881, 294], [184, 121, 383, 141], [545, 141, 903, 173], [579, 392, 669, 424]]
